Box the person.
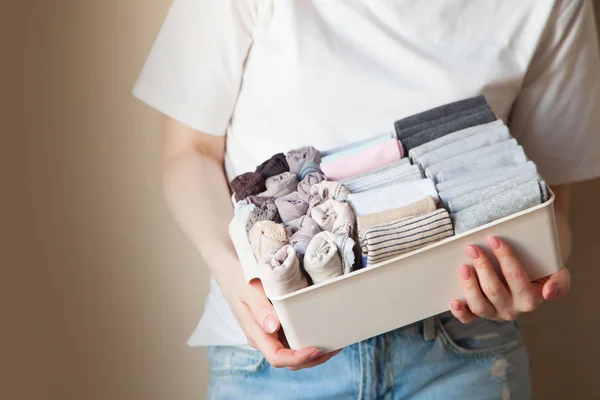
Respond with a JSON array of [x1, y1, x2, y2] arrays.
[[133, 1, 600, 398]]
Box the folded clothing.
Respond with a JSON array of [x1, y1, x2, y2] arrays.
[[359, 209, 454, 267], [304, 231, 344, 284], [320, 132, 395, 158], [259, 245, 309, 297], [402, 108, 497, 151], [415, 124, 510, 169], [286, 146, 321, 175], [259, 172, 298, 198], [394, 95, 488, 136], [348, 178, 438, 216], [299, 161, 323, 181], [285, 216, 322, 260], [452, 180, 542, 234], [436, 161, 538, 191], [297, 172, 326, 197], [245, 199, 282, 234], [334, 233, 357, 274], [408, 120, 505, 161], [357, 196, 438, 231], [320, 138, 404, 181], [231, 172, 266, 202], [310, 181, 351, 202], [256, 153, 289, 179], [275, 192, 309, 223], [246, 195, 275, 208], [321, 134, 396, 163], [342, 163, 423, 194], [310, 199, 355, 236], [248, 221, 288, 262]]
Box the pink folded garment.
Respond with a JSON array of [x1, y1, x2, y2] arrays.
[[320, 139, 404, 181]]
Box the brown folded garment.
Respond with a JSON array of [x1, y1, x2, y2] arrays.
[[357, 196, 438, 231], [245, 199, 282, 234], [256, 153, 290, 179], [231, 172, 266, 202]]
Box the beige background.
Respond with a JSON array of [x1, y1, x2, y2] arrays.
[[3, 1, 600, 399]]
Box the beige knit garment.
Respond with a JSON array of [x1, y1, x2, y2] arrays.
[[309, 199, 355, 236], [259, 245, 309, 297], [357, 196, 437, 231], [248, 221, 288, 261], [303, 231, 343, 284]]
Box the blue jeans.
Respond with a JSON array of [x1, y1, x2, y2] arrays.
[[207, 313, 531, 399]]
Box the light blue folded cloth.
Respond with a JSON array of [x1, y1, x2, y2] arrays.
[[320, 132, 395, 160], [343, 164, 422, 193]]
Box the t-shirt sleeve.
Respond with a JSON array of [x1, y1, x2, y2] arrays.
[[509, 0, 600, 185], [132, 0, 257, 136]]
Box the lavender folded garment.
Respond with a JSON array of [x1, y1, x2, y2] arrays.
[[415, 124, 510, 169], [245, 199, 282, 234], [424, 140, 521, 180], [230, 172, 266, 202], [304, 231, 343, 284], [248, 221, 288, 261], [285, 216, 321, 260], [297, 172, 326, 198], [309, 199, 355, 236], [452, 181, 542, 234], [394, 95, 488, 136], [259, 245, 309, 297], [310, 181, 351, 202], [342, 164, 422, 193], [274, 192, 309, 223], [347, 178, 439, 216], [255, 153, 289, 179], [259, 172, 298, 198], [286, 146, 321, 175], [408, 120, 505, 161], [320, 138, 404, 181]]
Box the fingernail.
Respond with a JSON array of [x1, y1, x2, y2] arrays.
[[309, 350, 323, 360], [263, 315, 278, 333], [459, 265, 471, 280], [465, 246, 479, 260], [488, 236, 501, 250], [451, 300, 462, 311], [546, 285, 559, 300]]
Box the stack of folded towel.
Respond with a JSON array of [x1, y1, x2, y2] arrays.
[[228, 95, 550, 297]]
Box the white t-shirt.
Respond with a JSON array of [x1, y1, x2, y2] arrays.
[[133, 0, 600, 347]]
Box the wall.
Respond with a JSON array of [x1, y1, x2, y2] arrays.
[[3, 1, 600, 399]]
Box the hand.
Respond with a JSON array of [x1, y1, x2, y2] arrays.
[[223, 278, 342, 370], [450, 236, 571, 323]]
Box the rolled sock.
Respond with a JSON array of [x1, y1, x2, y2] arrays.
[[297, 172, 326, 198], [274, 192, 309, 223], [343, 164, 423, 193], [309, 181, 351, 202], [320, 139, 403, 181], [357, 196, 438, 231], [298, 161, 322, 181], [359, 209, 454, 266], [320, 132, 394, 157], [402, 108, 497, 151], [394, 95, 488, 135], [286, 146, 321, 175], [255, 153, 289, 179], [408, 120, 505, 161], [230, 172, 266, 202], [452, 181, 542, 234], [439, 168, 539, 207], [285, 216, 322, 260], [348, 178, 438, 216], [304, 231, 343, 284], [416, 125, 510, 169], [259, 172, 298, 198], [259, 245, 309, 297], [447, 176, 543, 213], [248, 221, 288, 261], [309, 199, 355, 236], [245, 199, 282, 234], [397, 104, 491, 140], [436, 161, 538, 191], [246, 195, 275, 208], [424, 140, 520, 180]]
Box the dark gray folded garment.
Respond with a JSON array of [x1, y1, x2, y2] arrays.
[[452, 180, 542, 234], [402, 108, 497, 151], [394, 95, 488, 136]]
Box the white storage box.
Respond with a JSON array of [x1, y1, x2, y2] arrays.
[[230, 190, 562, 352]]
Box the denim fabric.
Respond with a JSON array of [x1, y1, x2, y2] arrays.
[[206, 313, 531, 400]]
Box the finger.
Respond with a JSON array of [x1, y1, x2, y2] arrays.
[[465, 245, 512, 311], [458, 264, 497, 318], [450, 300, 478, 324], [287, 349, 343, 371], [246, 279, 280, 334], [541, 267, 571, 301], [487, 237, 541, 312]]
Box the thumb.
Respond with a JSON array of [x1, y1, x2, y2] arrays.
[[247, 279, 280, 334], [542, 267, 571, 301]]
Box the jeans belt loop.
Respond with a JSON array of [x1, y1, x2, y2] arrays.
[[423, 317, 436, 342]]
